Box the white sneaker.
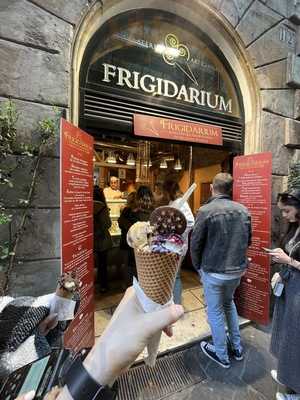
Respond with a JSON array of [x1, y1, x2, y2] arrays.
[[276, 393, 300, 400], [271, 370, 284, 385]]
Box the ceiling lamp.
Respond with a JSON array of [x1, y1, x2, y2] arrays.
[[174, 158, 182, 171], [106, 151, 116, 164], [160, 159, 168, 169], [126, 153, 135, 166]]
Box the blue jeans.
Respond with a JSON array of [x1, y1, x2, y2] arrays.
[[200, 271, 242, 363]]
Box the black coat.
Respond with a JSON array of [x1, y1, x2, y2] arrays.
[[94, 200, 112, 252], [118, 207, 152, 250], [270, 227, 300, 393]]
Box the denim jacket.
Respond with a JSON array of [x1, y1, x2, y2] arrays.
[[190, 195, 252, 273]]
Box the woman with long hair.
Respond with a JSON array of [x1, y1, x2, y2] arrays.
[[161, 178, 195, 304], [93, 185, 112, 292], [269, 189, 300, 400], [118, 185, 154, 285]]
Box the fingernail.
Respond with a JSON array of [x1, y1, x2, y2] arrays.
[[24, 390, 36, 400]]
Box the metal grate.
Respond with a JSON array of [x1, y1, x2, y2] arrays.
[[82, 89, 243, 146], [117, 349, 206, 400]]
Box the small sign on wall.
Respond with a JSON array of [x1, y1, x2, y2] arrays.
[[118, 168, 126, 179]]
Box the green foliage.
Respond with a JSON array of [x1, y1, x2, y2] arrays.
[[0, 100, 18, 158], [288, 162, 300, 191], [0, 99, 61, 292]]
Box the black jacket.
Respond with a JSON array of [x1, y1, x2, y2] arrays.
[[94, 201, 112, 252], [191, 195, 252, 273]]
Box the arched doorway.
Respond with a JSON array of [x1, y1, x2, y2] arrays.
[[70, 0, 261, 349]]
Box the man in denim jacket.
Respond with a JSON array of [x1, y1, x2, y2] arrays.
[[191, 173, 251, 368]]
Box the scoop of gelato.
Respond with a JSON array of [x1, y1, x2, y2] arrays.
[[127, 221, 153, 249]]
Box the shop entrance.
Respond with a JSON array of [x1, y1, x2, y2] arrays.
[[77, 7, 245, 350], [92, 136, 234, 348]]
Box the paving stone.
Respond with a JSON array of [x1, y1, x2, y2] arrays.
[[0, 0, 72, 52], [8, 259, 61, 297], [237, 0, 282, 46], [30, 0, 89, 25], [261, 111, 293, 175], [0, 40, 69, 105], [261, 89, 295, 118], [165, 325, 278, 400], [182, 290, 204, 312], [261, 0, 288, 17], [255, 59, 287, 89], [248, 21, 296, 67]]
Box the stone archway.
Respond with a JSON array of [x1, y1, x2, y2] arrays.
[[70, 0, 261, 155]]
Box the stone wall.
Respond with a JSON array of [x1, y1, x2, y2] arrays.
[[0, 0, 299, 295], [0, 0, 88, 296]]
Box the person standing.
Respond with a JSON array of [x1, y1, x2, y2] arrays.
[[103, 176, 122, 200], [118, 186, 154, 285], [93, 186, 113, 292], [162, 179, 195, 304], [269, 190, 300, 400], [191, 173, 251, 368]]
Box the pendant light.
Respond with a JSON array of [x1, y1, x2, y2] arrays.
[[106, 151, 116, 164], [160, 159, 168, 169], [174, 158, 182, 171], [126, 153, 135, 166]]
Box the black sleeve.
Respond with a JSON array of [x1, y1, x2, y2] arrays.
[[190, 211, 207, 270]]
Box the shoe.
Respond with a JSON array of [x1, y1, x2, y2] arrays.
[[271, 370, 284, 385], [276, 393, 300, 400], [200, 341, 230, 369], [226, 335, 244, 361]]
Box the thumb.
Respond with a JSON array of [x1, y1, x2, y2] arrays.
[[16, 390, 35, 400], [144, 304, 184, 336]]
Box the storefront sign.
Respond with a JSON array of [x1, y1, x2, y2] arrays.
[[134, 114, 222, 145], [102, 63, 233, 113], [233, 152, 272, 325], [60, 119, 95, 351]]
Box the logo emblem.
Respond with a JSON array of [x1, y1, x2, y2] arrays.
[[160, 34, 198, 86]]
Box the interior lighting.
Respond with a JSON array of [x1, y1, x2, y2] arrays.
[[160, 159, 168, 169], [106, 151, 117, 164], [174, 158, 182, 171], [126, 153, 136, 166], [154, 44, 180, 58]]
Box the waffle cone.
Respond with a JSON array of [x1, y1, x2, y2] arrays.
[[134, 249, 180, 305]]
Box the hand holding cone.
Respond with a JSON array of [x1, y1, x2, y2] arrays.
[[128, 206, 186, 366]]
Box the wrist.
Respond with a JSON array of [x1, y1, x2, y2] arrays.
[[83, 341, 117, 387]]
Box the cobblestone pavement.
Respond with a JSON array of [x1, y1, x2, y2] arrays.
[[166, 324, 279, 400]]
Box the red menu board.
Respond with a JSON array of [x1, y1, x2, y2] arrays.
[[60, 118, 95, 351], [134, 114, 222, 145], [233, 152, 272, 325]]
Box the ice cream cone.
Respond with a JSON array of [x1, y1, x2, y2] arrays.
[[134, 249, 180, 305]]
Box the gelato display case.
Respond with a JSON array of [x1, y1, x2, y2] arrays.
[[106, 198, 127, 237]]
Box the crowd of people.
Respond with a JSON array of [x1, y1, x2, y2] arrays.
[[3, 173, 300, 400]]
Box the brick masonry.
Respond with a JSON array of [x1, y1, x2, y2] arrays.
[[0, 0, 299, 295]]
